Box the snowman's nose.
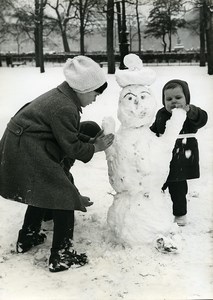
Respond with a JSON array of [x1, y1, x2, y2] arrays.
[[134, 98, 139, 105]]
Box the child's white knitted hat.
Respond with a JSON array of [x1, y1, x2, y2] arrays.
[[63, 56, 106, 93]]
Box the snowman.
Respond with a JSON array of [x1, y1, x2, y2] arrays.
[[102, 54, 186, 251]]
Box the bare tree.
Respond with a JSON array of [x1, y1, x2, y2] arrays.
[[9, 21, 28, 54], [127, 0, 149, 55], [115, 1, 122, 50], [0, 0, 12, 43], [187, 0, 213, 73], [135, 0, 142, 55], [0, 0, 15, 66], [184, 0, 206, 66], [12, 2, 55, 66], [73, 0, 105, 55], [46, 0, 77, 53], [46, 0, 104, 54]]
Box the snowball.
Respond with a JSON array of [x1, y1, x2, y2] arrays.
[[102, 116, 116, 134], [115, 53, 156, 88], [123, 53, 143, 71]]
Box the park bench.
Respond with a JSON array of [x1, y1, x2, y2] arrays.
[[12, 61, 27, 67], [99, 61, 107, 68]]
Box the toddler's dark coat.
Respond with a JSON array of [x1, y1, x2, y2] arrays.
[[150, 105, 208, 182], [0, 81, 94, 211]]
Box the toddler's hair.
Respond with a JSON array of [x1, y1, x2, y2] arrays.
[[95, 82, 108, 94], [164, 82, 182, 91]]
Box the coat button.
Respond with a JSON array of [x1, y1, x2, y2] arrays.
[[16, 128, 21, 134]]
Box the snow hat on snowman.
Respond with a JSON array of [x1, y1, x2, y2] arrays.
[[115, 54, 156, 87], [63, 55, 107, 94], [162, 79, 191, 105]]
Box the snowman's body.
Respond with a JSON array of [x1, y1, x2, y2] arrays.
[[107, 126, 155, 195], [103, 73, 186, 249]]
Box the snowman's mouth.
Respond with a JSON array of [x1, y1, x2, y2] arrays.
[[138, 111, 147, 117]]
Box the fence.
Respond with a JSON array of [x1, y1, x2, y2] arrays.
[[0, 52, 202, 67]]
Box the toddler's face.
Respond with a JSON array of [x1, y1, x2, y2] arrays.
[[164, 86, 186, 113]]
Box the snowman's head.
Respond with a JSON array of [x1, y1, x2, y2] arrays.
[[116, 54, 157, 128], [117, 84, 157, 128]]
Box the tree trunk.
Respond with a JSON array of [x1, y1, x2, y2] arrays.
[[79, 0, 85, 55], [62, 29, 70, 52], [119, 0, 129, 69], [116, 1, 122, 46], [162, 34, 167, 53], [206, 2, 213, 75], [17, 41, 20, 54], [107, 0, 115, 74], [200, 2, 206, 66], [34, 29, 40, 67], [39, 0, 45, 73], [80, 24, 84, 55], [135, 0, 142, 55], [168, 30, 172, 52], [35, 0, 40, 67]]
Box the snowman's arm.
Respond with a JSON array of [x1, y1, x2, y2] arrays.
[[102, 116, 116, 157], [160, 108, 186, 143], [150, 109, 186, 187], [102, 117, 124, 192], [102, 116, 116, 135], [157, 108, 186, 166]]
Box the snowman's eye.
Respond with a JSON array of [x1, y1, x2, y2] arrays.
[[124, 92, 137, 101], [140, 91, 150, 100]]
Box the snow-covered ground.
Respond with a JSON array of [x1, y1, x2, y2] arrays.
[[0, 65, 212, 300]]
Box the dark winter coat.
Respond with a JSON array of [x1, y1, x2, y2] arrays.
[[150, 105, 208, 182], [0, 81, 95, 211]]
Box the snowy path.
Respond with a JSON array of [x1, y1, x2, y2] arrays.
[[0, 66, 212, 300]]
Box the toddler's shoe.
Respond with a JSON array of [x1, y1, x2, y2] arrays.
[[16, 229, 47, 253], [174, 215, 187, 226], [49, 249, 88, 273]]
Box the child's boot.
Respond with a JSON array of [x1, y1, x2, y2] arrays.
[[174, 215, 187, 226], [49, 248, 88, 272], [16, 228, 47, 253]]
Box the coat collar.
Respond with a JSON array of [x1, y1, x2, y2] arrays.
[[57, 81, 82, 113]]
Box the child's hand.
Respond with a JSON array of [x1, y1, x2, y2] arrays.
[[94, 132, 114, 152], [174, 103, 190, 112], [79, 195, 94, 212], [89, 129, 104, 144]]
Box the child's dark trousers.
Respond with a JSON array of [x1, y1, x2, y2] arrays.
[[22, 206, 74, 250], [167, 180, 188, 217]]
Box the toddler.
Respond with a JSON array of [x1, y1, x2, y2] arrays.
[[150, 79, 208, 226]]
